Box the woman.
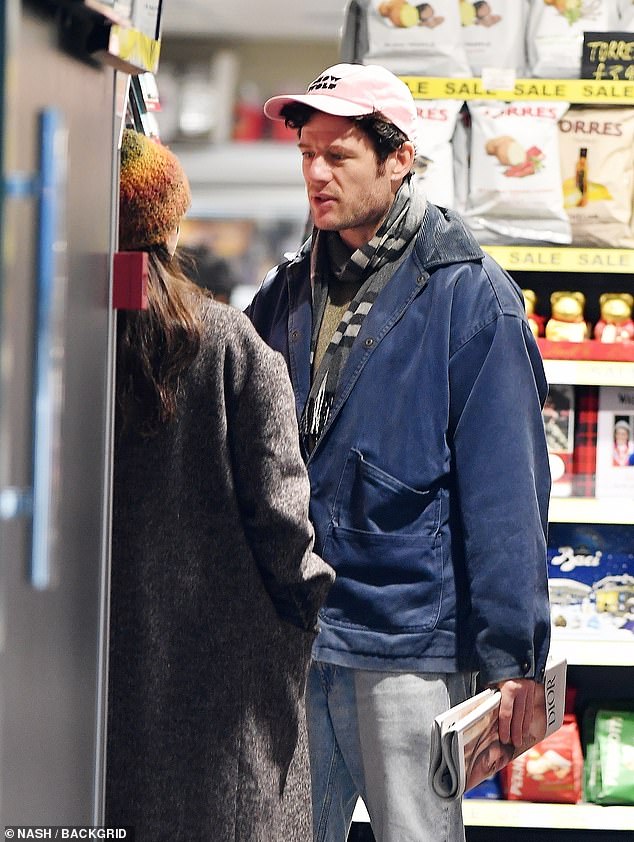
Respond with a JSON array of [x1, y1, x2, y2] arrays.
[[612, 419, 634, 467], [106, 129, 334, 841]]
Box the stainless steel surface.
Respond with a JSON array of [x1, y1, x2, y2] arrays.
[[0, 0, 117, 823]]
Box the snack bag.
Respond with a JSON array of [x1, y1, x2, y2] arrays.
[[558, 107, 634, 247], [501, 714, 584, 804], [459, 0, 528, 75], [527, 0, 620, 78], [464, 100, 571, 244], [618, 0, 634, 28], [452, 106, 472, 214], [412, 100, 462, 207], [586, 710, 634, 805], [346, 0, 471, 76]]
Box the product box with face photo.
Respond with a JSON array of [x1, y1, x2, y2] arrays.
[[595, 385, 634, 498]]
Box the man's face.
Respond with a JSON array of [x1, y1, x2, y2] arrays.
[[298, 112, 399, 250]]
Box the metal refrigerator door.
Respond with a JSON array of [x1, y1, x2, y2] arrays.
[[0, 1, 117, 824]]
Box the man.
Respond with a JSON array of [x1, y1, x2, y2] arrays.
[[246, 63, 551, 842]]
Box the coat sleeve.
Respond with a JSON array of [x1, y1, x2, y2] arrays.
[[226, 320, 334, 632], [448, 300, 552, 685]]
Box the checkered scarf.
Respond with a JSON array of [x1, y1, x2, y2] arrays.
[[300, 178, 425, 448]]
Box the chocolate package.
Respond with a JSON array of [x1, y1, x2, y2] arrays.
[[547, 523, 634, 639], [501, 714, 584, 804]]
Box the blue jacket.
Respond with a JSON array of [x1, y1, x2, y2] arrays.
[[246, 203, 551, 684]]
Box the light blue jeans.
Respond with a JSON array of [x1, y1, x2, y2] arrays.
[[306, 661, 475, 842]]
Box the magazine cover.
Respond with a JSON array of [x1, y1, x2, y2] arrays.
[[429, 657, 567, 800], [543, 384, 575, 497], [595, 385, 634, 498]]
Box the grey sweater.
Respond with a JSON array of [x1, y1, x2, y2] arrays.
[[106, 299, 334, 841]]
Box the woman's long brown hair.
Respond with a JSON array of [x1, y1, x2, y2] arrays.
[[116, 245, 207, 437]]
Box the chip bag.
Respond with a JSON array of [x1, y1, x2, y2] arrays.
[[412, 100, 463, 208], [342, 0, 471, 76], [465, 100, 571, 244], [459, 0, 528, 76], [585, 709, 634, 805], [558, 107, 634, 247], [527, 0, 620, 78], [501, 714, 584, 804], [618, 0, 634, 28]]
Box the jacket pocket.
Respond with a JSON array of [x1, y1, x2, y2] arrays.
[[334, 448, 439, 535], [321, 526, 442, 632]]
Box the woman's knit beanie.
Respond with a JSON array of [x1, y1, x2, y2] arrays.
[[119, 128, 191, 251]]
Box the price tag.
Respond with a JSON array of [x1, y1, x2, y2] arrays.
[[582, 31, 634, 82], [480, 67, 516, 93]]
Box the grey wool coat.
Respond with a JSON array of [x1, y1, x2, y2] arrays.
[[106, 299, 334, 842]]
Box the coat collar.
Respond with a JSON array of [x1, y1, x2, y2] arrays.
[[283, 204, 485, 460]]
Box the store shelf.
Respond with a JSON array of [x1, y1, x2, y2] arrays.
[[549, 496, 633, 525], [549, 634, 634, 667], [462, 799, 634, 830], [543, 357, 634, 388], [92, 24, 161, 74], [402, 76, 634, 104], [353, 798, 634, 830], [484, 245, 634, 274], [539, 339, 634, 364]]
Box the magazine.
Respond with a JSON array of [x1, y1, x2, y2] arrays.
[[429, 656, 568, 800]]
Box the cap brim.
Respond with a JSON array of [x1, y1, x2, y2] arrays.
[[263, 93, 373, 122]]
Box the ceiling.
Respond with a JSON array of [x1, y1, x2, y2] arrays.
[[161, 0, 349, 41]]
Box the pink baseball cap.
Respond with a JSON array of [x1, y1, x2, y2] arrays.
[[263, 63, 418, 142]]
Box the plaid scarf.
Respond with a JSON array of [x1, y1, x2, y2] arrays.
[[300, 178, 425, 449]]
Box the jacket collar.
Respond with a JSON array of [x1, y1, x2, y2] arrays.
[[412, 202, 485, 271], [283, 204, 484, 460], [285, 202, 485, 275]]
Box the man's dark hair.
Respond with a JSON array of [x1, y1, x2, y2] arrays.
[[280, 102, 409, 162]]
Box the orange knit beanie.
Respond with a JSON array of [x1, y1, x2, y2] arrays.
[[118, 128, 191, 251]]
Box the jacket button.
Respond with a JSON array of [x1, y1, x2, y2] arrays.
[[364, 337, 375, 348], [290, 329, 299, 341], [522, 661, 530, 674]]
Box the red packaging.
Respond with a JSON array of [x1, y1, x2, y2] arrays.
[[501, 714, 583, 804]]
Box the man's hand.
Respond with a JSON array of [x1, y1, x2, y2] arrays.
[[490, 678, 537, 748]]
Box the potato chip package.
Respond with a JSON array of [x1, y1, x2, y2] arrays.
[[412, 100, 462, 208], [459, 0, 528, 75], [452, 107, 471, 214], [464, 100, 571, 245], [527, 0, 620, 78], [501, 714, 584, 804], [348, 0, 471, 76], [618, 0, 634, 27], [585, 709, 634, 805], [558, 107, 634, 248]]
